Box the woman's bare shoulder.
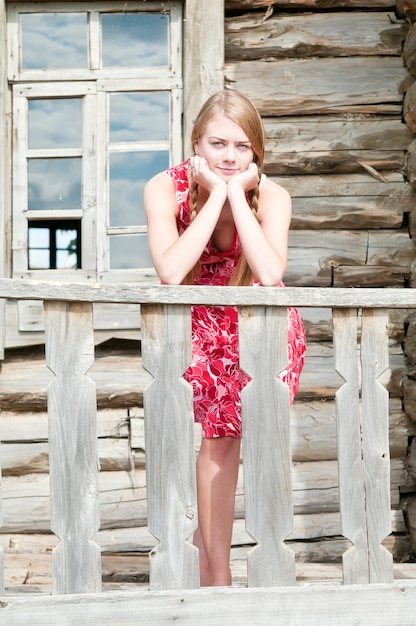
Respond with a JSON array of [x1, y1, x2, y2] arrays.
[[144, 169, 173, 193], [144, 170, 179, 221], [259, 177, 291, 208]]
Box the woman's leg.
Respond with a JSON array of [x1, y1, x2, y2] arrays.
[[194, 436, 241, 586]]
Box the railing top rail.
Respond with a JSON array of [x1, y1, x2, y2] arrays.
[[0, 278, 415, 308]]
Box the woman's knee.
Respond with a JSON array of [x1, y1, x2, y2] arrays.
[[199, 436, 241, 464]]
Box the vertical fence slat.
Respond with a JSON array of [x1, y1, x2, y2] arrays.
[[44, 301, 101, 595], [334, 308, 370, 584], [334, 307, 393, 585], [361, 308, 393, 583], [141, 303, 199, 590], [239, 305, 295, 587], [0, 439, 3, 595]]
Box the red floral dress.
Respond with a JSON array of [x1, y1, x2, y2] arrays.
[[166, 160, 306, 439]]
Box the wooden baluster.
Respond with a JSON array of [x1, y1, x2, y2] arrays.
[[0, 435, 3, 595], [141, 304, 199, 590], [44, 301, 101, 594], [333, 308, 369, 583], [239, 305, 295, 587], [334, 308, 393, 584], [361, 308, 393, 583]]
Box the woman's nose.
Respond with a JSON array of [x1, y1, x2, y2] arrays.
[[224, 145, 236, 161]]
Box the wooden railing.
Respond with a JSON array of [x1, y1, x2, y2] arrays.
[[1, 279, 416, 624]]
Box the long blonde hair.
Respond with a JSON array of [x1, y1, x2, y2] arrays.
[[184, 89, 266, 286]]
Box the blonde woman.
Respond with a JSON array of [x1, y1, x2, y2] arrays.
[[144, 89, 306, 587]]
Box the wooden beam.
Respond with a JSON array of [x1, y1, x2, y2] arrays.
[[398, 0, 416, 21], [225, 12, 407, 61], [3, 280, 416, 308], [225, 57, 407, 116], [2, 582, 416, 625], [0, 0, 7, 362], [0, 0, 6, 594], [226, 0, 396, 8], [263, 117, 413, 176], [183, 0, 224, 156]]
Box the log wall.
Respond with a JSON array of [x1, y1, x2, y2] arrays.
[[223, 0, 416, 574], [2, 0, 416, 592]]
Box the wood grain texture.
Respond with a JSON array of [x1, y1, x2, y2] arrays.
[[333, 309, 369, 583], [0, 398, 408, 472], [360, 309, 393, 583], [1, 0, 416, 615], [0, 466, 3, 594], [225, 0, 396, 8], [225, 12, 407, 61], [263, 116, 413, 176], [398, 0, 416, 21], [3, 279, 416, 308], [4, 582, 416, 626], [0, 457, 405, 533], [141, 304, 199, 590], [183, 0, 224, 153], [239, 305, 295, 586], [44, 301, 101, 594], [404, 23, 416, 77], [225, 57, 407, 116], [403, 82, 416, 133]]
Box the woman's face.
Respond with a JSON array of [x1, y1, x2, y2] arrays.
[[194, 114, 254, 181]]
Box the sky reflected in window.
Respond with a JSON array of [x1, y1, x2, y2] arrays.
[[110, 92, 169, 142], [29, 99, 82, 149], [28, 158, 81, 210], [109, 234, 153, 269], [21, 13, 88, 69], [109, 151, 169, 227], [101, 13, 168, 67]]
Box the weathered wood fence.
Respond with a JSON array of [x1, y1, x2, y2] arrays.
[[1, 279, 416, 624]]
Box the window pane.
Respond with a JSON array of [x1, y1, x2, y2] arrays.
[[109, 234, 153, 269], [28, 249, 50, 270], [21, 13, 88, 70], [28, 221, 81, 269], [109, 151, 169, 227], [29, 99, 82, 149], [28, 227, 49, 248], [28, 158, 81, 210], [56, 249, 78, 270], [101, 13, 168, 67], [110, 92, 169, 142], [56, 228, 77, 249]]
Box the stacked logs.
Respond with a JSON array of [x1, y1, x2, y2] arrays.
[[400, 0, 416, 553]]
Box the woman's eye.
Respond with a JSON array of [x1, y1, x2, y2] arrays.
[[238, 144, 250, 150]]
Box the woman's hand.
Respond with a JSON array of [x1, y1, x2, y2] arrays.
[[227, 161, 259, 194], [190, 155, 258, 200], [190, 155, 227, 196]]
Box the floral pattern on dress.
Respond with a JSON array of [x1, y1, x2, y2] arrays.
[[166, 159, 307, 438]]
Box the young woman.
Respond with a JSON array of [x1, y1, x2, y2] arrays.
[[144, 89, 306, 587]]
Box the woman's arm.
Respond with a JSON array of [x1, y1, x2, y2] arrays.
[[144, 168, 226, 284], [227, 172, 291, 286]]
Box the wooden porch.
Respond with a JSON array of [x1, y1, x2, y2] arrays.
[[1, 278, 416, 624]]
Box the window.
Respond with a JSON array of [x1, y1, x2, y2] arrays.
[[28, 220, 81, 270], [8, 2, 182, 280]]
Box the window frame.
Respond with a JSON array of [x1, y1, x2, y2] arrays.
[[8, 1, 182, 281], [7, 1, 182, 82], [28, 218, 82, 270]]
